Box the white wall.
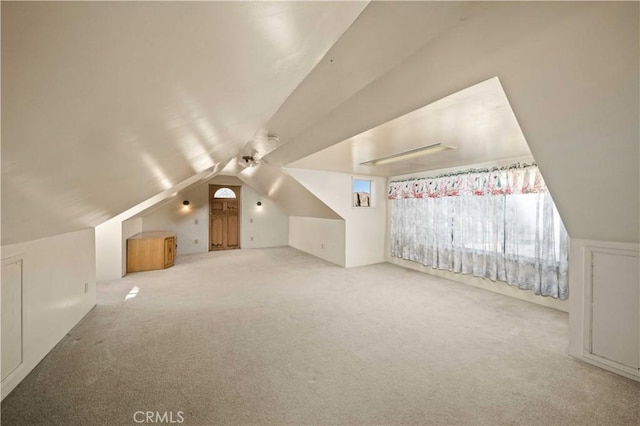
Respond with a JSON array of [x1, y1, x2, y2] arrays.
[[242, 186, 290, 249], [139, 204, 178, 234], [121, 218, 142, 276], [286, 168, 386, 268], [289, 217, 346, 267], [173, 192, 208, 255], [1, 228, 96, 399], [95, 220, 122, 281], [140, 176, 289, 256], [95, 218, 143, 281]]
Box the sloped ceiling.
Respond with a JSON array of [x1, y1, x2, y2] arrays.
[[267, 1, 639, 243], [1, 1, 366, 245], [265, 1, 485, 164], [2, 1, 638, 246], [287, 77, 533, 177]]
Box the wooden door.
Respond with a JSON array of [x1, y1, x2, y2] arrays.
[[209, 185, 241, 251]]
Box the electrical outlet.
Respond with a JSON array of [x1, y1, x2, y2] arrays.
[[194, 239, 198, 244], [321, 243, 325, 249], [84, 282, 89, 294], [250, 236, 254, 241], [250, 218, 253, 223], [194, 219, 198, 225]]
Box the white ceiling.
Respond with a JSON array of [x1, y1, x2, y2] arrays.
[[265, 1, 488, 167], [264, 1, 639, 243], [287, 77, 533, 177], [1, 1, 366, 245], [2, 2, 638, 245]]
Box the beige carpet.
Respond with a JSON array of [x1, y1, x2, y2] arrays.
[[2, 247, 639, 425]]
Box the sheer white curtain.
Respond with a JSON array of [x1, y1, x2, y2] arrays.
[[389, 165, 569, 299]]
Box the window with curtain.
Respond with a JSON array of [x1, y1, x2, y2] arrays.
[[388, 164, 569, 299]]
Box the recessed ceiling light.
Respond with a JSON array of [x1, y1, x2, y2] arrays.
[[360, 143, 456, 166]]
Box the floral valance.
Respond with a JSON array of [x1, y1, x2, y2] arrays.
[[388, 164, 547, 199]]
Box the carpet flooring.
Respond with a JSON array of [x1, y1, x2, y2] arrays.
[[2, 247, 639, 425]]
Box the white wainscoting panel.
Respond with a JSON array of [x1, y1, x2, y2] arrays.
[[570, 239, 640, 381], [1, 256, 24, 382], [591, 251, 639, 370]]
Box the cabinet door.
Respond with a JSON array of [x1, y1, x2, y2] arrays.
[[164, 237, 175, 267], [592, 251, 639, 370]]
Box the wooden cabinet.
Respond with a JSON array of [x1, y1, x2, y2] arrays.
[[127, 232, 176, 273]]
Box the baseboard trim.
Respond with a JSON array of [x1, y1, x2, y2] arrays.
[[387, 256, 569, 312]]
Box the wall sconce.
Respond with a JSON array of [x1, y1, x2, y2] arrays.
[[256, 201, 262, 206], [183, 200, 190, 206], [182, 200, 191, 212]]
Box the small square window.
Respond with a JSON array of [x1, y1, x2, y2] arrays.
[[353, 179, 372, 207]]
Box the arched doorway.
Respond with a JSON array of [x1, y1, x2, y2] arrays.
[[209, 185, 241, 250]]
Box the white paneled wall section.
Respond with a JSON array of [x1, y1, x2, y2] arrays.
[[0, 229, 96, 399], [569, 239, 640, 382]]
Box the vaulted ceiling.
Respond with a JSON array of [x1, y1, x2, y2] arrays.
[[1, 1, 366, 245], [2, 1, 638, 246]]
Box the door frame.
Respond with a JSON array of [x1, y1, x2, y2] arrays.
[[208, 184, 241, 251]]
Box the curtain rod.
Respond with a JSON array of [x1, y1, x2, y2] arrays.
[[390, 162, 537, 184]]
